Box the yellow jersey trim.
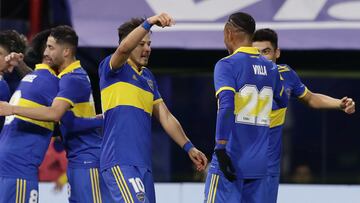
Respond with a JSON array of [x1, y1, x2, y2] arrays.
[[101, 82, 154, 115], [224, 47, 259, 59], [127, 59, 144, 75], [298, 87, 308, 98], [35, 63, 57, 76], [15, 98, 55, 130], [270, 107, 287, 128], [58, 60, 81, 78], [215, 86, 236, 97], [54, 97, 75, 107], [280, 86, 284, 97], [153, 98, 163, 105]]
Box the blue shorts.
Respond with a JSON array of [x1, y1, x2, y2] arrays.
[[204, 171, 267, 203], [67, 167, 112, 203], [102, 165, 155, 203], [266, 175, 280, 203], [0, 176, 38, 203]]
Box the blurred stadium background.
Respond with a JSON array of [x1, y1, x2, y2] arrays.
[[1, 0, 360, 202]]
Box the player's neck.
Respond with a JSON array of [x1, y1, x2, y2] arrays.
[[231, 40, 252, 53], [59, 57, 77, 72]]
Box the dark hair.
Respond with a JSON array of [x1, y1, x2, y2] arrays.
[[24, 29, 51, 66], [227, 12, 256, 35], [253, 28, 278, 49], [50, 25, 78, 50], [0, 30, 27, 54], [117, 18, 145, 43]]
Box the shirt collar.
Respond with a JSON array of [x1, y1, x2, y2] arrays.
[[58, 60, 81, 78], [35, 63, 57, 76]]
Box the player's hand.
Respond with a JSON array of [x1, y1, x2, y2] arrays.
[[95, 114, 104, 119], [147, 13, 175, 28], [0, 101, 13, 116], [5, 52, 24, 68], [215, 148, 236, 182], [340, 97, 355, 114], [188, 147, 208, 172]]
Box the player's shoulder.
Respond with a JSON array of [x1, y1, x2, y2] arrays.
[[277, 64, 295, 73]]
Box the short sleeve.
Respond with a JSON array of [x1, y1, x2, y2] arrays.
[[214, 59, 236, 97], [288, 69, 307, 98], [55, 75, 88, 106]]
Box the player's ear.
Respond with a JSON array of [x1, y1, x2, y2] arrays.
[[275, 48, 281, 59]]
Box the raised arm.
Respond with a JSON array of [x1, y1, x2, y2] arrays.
[[110, 13, 175, 70], [153, 101, 207, 171]]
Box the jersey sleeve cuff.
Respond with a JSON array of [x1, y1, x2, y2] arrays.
[[297, 87, 308, 98], [153, 98, 163, 105], [55, 97, 75, 107], [215, 86, 236, 97]]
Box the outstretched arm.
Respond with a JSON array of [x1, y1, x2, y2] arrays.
[[153, 101, 207, 171], [300, 90, 355, 114], [110, 13, 175, 70], [0, 99, 70, 122]]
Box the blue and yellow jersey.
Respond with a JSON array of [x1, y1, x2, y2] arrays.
[[0, 75, 10, 131], [99, 55, 162, 170], [0, 64, 59, 180], [268, 64, 307, 175], [212, 47, 287, 178], [55, 60, 102, 168]]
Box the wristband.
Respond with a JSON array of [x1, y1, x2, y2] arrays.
[[142, 20, 153, 31], [183, 141, 194, 153]]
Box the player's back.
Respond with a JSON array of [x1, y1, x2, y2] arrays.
[[0, 64, 59, 180], [56, 63, 102, 169], [213, 47, 286, 179]]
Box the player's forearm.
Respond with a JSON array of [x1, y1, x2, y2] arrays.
[[111, 26, 149, 70], [306, 92, 341, 109], [14, 62, 33, 78], [63, 116, 103, 133], [12, 106, 62, 122], [161, 113, 189, 147]]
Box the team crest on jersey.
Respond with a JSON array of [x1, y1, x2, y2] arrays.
[[147, 80, 154, 91], [136, 192, 145, 202]]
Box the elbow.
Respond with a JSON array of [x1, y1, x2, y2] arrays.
[[51, 112, 63, 123]]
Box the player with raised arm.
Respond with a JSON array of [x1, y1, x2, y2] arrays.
[[98, 13, 207, 202], [0, 26, 111, 203], [252, 28, 355, 203], [204, 12, 288, 203]]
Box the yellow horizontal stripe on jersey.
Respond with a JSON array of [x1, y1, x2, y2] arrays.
[[72, 102, 96, 118], [270, 107, 287, 128], [215, 86, 236, 97], [298, 87, 308, 98], [15, 98, 54, 131], [101, 82, 154, 114]]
